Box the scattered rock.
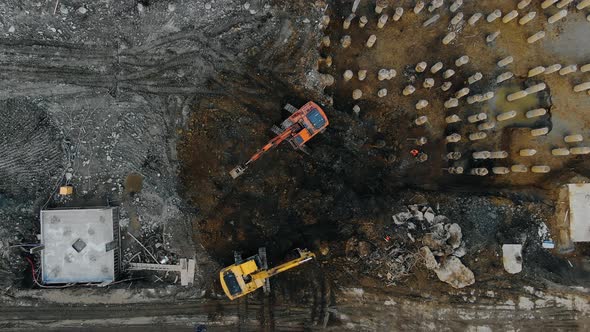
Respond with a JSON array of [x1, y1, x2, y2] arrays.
[[319, 241, 330, 256], [428, 223, 451, 247], [433, 215, 449, 224], [538, 222, 550, 239], [60, 5, 69, 15], [77, 7, 87, 14], [422, 233, 444, 250], [453, 242, 467, 258], [424, 207, 435, 223], [358, 241, 372, 258], [502, 244, 523, 274], [446, 223, 462, 249], [420, 246, 439, 269], [434, 256, 475, 288], [8, 26, 15, 33], [409, 205, 424, 221], [345, 237, 358, 258], [392, 211, 412, 224]]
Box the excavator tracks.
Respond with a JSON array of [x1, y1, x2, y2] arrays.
[[283, 103, 298, 114], [258, 247, 271, 295], [270, 125, 283, 135]]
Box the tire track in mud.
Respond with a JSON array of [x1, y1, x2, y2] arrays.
[[237, 297, 248, 331], [0, 99, 63, 197], [0, 14, 283, 98], [0, 300, 313, 331], [326, 288, 590, 331], [0, 295, 587, 331], [0, 39, 209, 96], [0, 14, 287, 196], [257, 294, 275, 332]]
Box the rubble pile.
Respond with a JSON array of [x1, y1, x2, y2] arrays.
[[345, 236, 419, 283], [121, 228, 181, 281], [397, 204, 474, 288], [347, 204, 475, 288]]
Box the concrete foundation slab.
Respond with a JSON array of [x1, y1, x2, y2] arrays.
[[40, 208, 119, 284]]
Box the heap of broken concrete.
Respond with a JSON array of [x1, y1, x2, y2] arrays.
[[342, 203, 475, 288], [394, 205, 474, 289]]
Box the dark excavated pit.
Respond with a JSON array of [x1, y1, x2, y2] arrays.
[[176, 0, 590, 296], [178, 89, 587, 294], [179, 91, 400, 264]]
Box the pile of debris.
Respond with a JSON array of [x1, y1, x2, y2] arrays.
[[345, 236, 419, 283], [395, 205, 474, 288], [346, 204, 475, 288]]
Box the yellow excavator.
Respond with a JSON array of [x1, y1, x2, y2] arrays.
[[220, 248, 315, 300]]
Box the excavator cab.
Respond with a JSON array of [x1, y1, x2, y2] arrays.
[[220, 254, 264, 300], [287, 103, 329, 149]]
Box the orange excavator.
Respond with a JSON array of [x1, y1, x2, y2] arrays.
[[229, 101, 329, 178]]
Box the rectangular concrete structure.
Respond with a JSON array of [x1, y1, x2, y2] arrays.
[[129, 258, 196, 286], [568, 184, 590, 242], [40, 208, 120, 284]]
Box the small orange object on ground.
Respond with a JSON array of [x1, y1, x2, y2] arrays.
[[59, 186, 73, 195]]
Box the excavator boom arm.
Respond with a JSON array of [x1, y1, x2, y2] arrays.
[[244, 127, 294, 166], [250, 251, 315, 280]]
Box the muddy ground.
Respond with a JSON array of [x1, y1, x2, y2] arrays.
[[1, 0, 590, 331]]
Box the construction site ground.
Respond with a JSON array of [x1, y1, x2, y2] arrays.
[[1, 0, 590, 331]]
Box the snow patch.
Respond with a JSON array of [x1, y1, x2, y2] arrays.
[[518, 296, 535, 310], [384, 298, 396, 306]]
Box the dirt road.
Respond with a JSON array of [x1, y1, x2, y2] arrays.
[[1, 286, 589, 331], [0, 297, 314, 331]]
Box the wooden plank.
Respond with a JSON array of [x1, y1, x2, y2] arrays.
[[128, 262, 181, 272]]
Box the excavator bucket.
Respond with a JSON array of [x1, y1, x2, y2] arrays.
[[229, 165, 248, 179]]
